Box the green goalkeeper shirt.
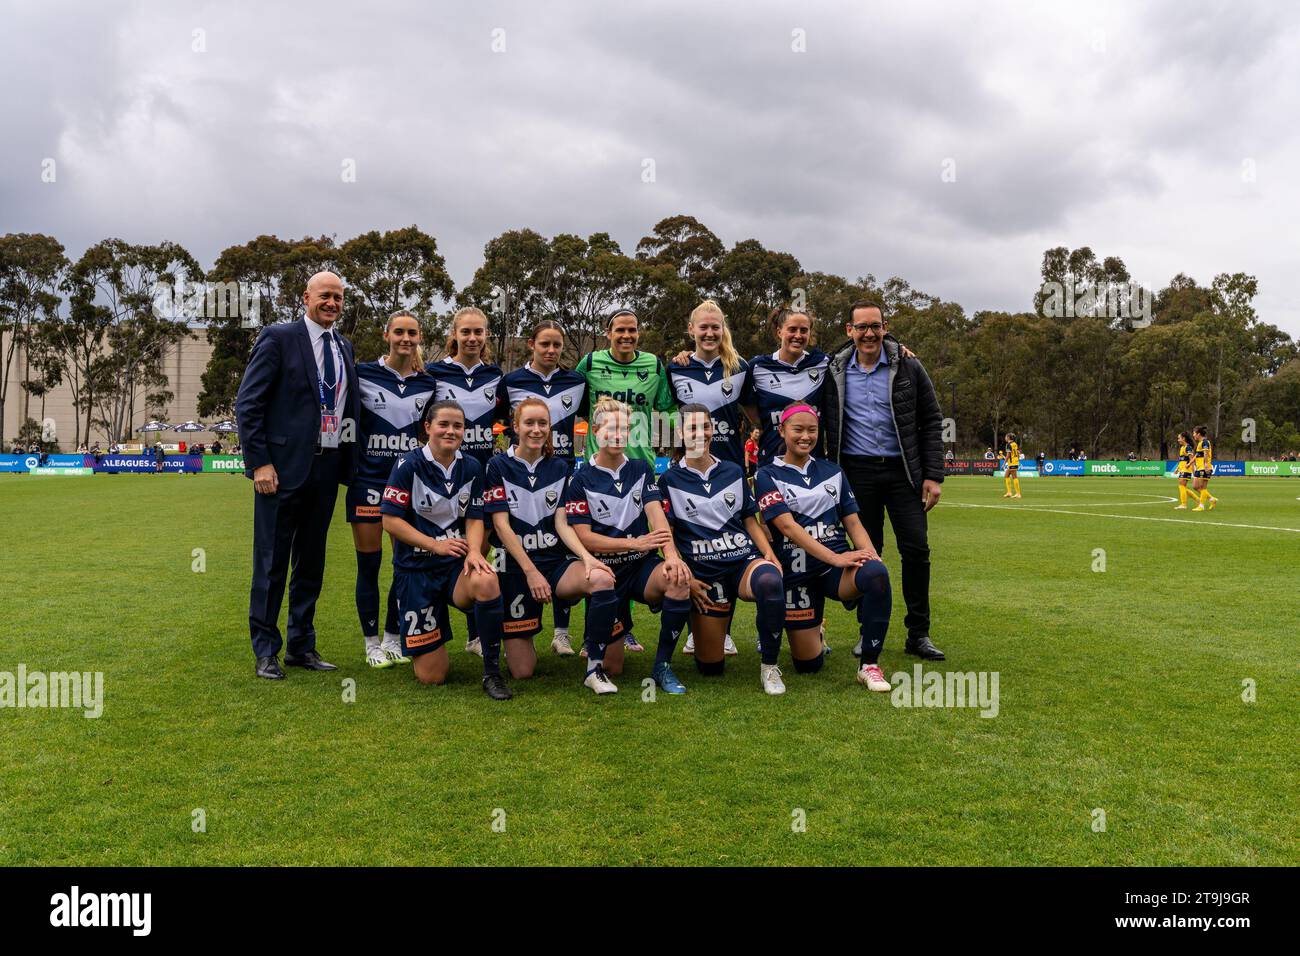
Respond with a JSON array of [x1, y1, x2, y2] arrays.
[[576, 349, 678, 465]]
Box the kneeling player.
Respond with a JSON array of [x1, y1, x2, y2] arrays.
[[485, 397, 618, 686], [659, 404, 788, 695], [380, 399, 513, 700], [563, 398, 692, 695], [755, 403, 894, 692]]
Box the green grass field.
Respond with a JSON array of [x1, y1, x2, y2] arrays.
[[1, 473, 1295, 866]]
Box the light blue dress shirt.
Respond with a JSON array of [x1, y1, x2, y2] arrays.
[[843, 349, 901, 457]]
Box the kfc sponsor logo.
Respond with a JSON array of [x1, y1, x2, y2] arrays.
[[565, 499, 589, 515], [382, 486, 410, 506], [485, 485, 507, 503], [758, 490, 784, 510]]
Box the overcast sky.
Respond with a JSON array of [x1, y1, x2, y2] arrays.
[[2, 0, 1297, 335]]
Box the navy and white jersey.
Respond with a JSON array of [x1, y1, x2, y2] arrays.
[[667, 355, 750, 466], [743, 349, 830, 465], [355, 359, 437, 487], [483, 448, 573, 574], [499, 364, 587, 462], [380, 448, 485, 574], [755, 456, 859, 580], [426, 357, 504, 465], [562, 456, 661, 568], [658, 457, 758, 574]]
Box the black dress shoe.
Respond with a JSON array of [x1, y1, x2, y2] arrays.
[[284, 650, 338, 671], [256, 656, 285, 680], [482, 673, 513, 700], [904, 635, 946, 661]]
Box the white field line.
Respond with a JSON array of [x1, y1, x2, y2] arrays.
[[947, 499, 1300, 534]]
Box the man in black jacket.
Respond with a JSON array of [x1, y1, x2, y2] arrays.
[[823, 300, 946, 661]]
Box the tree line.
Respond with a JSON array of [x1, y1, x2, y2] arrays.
[[2, 217, 1297, 457]]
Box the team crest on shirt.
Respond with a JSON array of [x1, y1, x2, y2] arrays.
[[808, 369, 822, 383], [458, 491, 471, 512], [637, 371, 649, 381], [825, 483, 837, 499], [414, 396, 427, 411], [724, 492, 736, 508], [545, 489, 559, 509], [562, 395, 573, 409], [721, 380, 733, 396], [632, 490, 642, 508]]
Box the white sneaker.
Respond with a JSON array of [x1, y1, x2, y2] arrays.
[[584, 664, 618, 695], [380, 634, 409, 665], [857, 663, 891, 692], [366, 643, 393, 669], [551, 632, 575, 656], [760, 663, 786, 696], [853, 639, 863, 657], [466, 637, 483, 657], [723, 634, 738, 656], [683, 633, 695, 654]]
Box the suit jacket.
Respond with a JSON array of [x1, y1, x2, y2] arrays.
[[235, 319, 360, 491]]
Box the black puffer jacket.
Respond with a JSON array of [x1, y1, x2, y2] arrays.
[[823, 335, 945, 489]]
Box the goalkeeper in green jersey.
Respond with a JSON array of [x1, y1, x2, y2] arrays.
[[576, 309, 678, 467]]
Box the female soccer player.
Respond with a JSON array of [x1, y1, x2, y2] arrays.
[[352, 310, 437, 668], [659, 404, 789, 695], [498, 320, 589, 654], [425, 306, 503, 468], [1002, 432, 1022, 498], [1174, 430, 1195, 509], [379, 400, 512, 699], [485, 397, 619, 686], [426, 306, 503, 656], [666, 300, 752, 466], [1191, 425, 1218, 511], [755, 403, 895, 692], [744, 307, 832, 467], [562, 398, 693, 695]]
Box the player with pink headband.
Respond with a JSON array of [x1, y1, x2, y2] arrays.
[[754, 401, 895, 691]]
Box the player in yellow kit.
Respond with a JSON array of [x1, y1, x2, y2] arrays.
[[1191, 425, 1217, 511], [1173, 430, 1196, 509], [1001, 432, 1022, 498]]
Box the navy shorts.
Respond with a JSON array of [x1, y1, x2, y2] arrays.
[[393, 568, 457, 656], [613, 555, 663, 611], [689, 555, 762, 620], [500, 558, 577, 640], [782, 565, 860, 632], [1193, 469, 1211, 479], [346, 481, 385, 523]]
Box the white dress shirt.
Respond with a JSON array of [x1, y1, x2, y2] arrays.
[[304, 314, 347, 415]]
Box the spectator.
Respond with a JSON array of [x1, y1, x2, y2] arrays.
[[944, 448, 955, 463], [984, 447, 995, 460]]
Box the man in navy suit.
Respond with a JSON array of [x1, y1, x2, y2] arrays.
[[235, 271, 361, 679]]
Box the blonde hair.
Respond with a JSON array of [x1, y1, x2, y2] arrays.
[[386, 309, 424, 367], [590, 396, 630, 434], [444, 306, 494, 363], [689, 299, 740, 377], [512, 396, 554, 458]]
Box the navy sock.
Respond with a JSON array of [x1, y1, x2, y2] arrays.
[[355, 550, 381, 637], [750, 563, 786, 666], [655, 596, 692, 667], [474, 598, 505, 677], [383, 584, 399, 636], [554, 599, 571, 630], [584, 588, 618, 673], [854, 561, 892, 665], [465, 607, 480, 643]]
